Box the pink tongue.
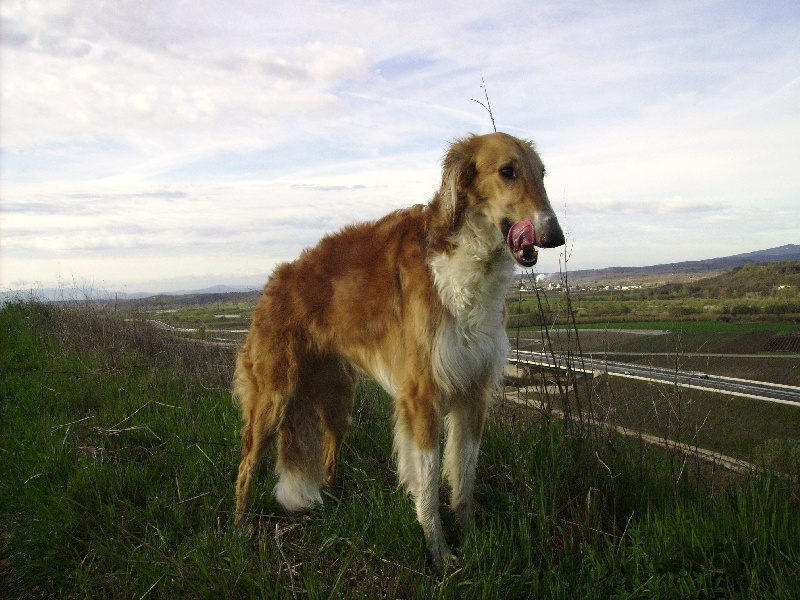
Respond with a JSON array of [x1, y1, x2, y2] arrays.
[[507, 220, 535, 252], [507, 220, 537, 266]]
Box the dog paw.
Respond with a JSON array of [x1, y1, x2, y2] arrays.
[[428, 539, 458, 571]]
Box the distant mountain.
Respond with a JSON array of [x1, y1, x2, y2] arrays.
[[738, 245, 800, 260], [4, 245, 797, 307], [0, 284, 260, 305], [122, 288, 262, 308], [662, 261, 800, 296], [152, 284, 260, 297], [123, 244, 800, 304], [0, 288, 150, 304], [553, 244, 800, 286]]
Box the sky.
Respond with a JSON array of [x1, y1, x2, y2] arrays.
[[1, 0, 799, 294]]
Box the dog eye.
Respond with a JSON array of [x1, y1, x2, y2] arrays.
[[499, 165, 516, 180]]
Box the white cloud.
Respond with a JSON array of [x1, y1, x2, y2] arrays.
[[568, 196, 725, 216], [657, 196, 721, 215], [1, 0, 799, 292]]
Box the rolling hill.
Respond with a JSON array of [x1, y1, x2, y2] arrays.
[[555, 244, 800, 286], [5, 245, 798, 306]]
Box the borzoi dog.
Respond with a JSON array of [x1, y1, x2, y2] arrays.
[[233, 132, 565, 566]]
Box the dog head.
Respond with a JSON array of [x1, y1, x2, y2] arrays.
[[439, 132, 565, 266]]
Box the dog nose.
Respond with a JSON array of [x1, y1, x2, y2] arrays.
[[538, 227, 565, 248], [536, 213, 566, 248]]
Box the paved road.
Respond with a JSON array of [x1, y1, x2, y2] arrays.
[[508, 349, 800, 407]]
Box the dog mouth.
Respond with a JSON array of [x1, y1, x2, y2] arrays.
[[506, 220, 538, 267]]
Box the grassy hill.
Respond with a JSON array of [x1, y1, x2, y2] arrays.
[[508, 261, 800, 329], [558, 244, 800, 286], [660, 261, 800, 298], [2, 300, 799, 597]]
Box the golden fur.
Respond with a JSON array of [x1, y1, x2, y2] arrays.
[[233, 132, 565, 566]]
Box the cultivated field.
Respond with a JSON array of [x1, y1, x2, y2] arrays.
[[2, 295, 799, 597]]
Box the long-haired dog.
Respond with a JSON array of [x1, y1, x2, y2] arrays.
[[233, 132, 565, 566]]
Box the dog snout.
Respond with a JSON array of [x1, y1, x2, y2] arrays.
[[535, 212, 565, 248]]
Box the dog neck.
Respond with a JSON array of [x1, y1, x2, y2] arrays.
[[427, 213, 515, 339]]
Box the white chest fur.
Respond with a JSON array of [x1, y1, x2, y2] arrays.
[[428, 219, 515, 395]]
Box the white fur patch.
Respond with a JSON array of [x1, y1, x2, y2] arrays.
[[393, 422, 420, 496], [414, 448, 452, 563], [393, 427, 452, 562], [428, 214, 514, 394], [274, 469, 323, 512], [413, 449, 443, 526]]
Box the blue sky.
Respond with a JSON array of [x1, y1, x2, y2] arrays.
[[1, 0, 799, 293]]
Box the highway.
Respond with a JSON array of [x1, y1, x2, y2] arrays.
[[145, 317, 799, 405], [508, 349, 800, 407]]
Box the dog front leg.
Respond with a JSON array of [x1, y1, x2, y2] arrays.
[[414, 444, 452, 567], [443, 400, 487, 530], [394, 414, 454, 568]]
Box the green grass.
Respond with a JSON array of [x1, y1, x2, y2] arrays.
[[573, 320, 798, 334], [508, 280, 800, 326], [587, 374, 800, 461], [509, 320, 799, 339], [2, 301, 800, 597]]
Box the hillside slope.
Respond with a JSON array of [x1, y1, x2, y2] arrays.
[[665, 261, 800, 297], [560, 244, 800, 285]]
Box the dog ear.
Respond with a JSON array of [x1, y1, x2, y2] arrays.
[[440, 137, 476, 223]]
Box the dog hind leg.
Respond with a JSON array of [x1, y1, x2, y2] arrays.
[[234, 355, 288, 525]]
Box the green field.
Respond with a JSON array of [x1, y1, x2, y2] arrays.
[[2, 300, 800, 597], [572, 320, 798, 333], [581, 374, 800, 461], [509, 263, 800, 327]]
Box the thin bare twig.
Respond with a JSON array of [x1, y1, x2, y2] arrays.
[[137, 574, 165, 600], [51, 415, 96, 429], [275, 523, 299, 600], [111, 399, 154, 429], [471, 72, 497, 132], [176, 491, 211, 505]]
